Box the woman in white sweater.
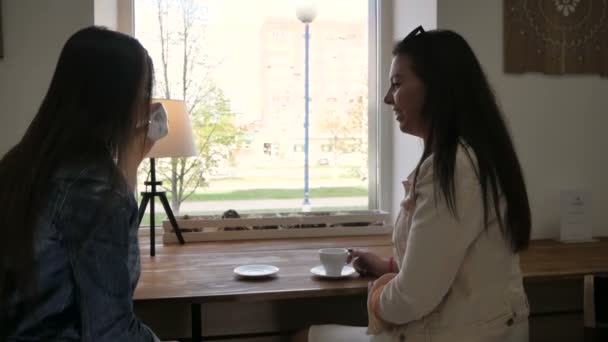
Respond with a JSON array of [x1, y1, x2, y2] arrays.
[[296, 26, 531, 342]]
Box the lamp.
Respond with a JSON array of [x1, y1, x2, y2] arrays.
[[138, 98, 198, 256], [295, 0, 318, 23], [295, 0, 317, 212]]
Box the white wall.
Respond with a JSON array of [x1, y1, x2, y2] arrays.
[[385, 0, 436, 222], [0, 0, 94, 156], [94, 0, 118, 30], [434, 0, 608, 238]]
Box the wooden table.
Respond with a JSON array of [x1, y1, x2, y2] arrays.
[[134, 236, 608, 341], [520, 238, 608, 281]]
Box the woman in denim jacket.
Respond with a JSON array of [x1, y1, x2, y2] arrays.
[[0, 27, 160, 341]]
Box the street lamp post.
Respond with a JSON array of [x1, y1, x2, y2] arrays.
[[296, 1, 317, 212]]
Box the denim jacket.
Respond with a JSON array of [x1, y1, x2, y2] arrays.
[[4, 160, 159, 341]]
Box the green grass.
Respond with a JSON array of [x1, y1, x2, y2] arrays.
[[140, 205, 368, 226], [138, 186, 369, 226], [196, 175, 363, 186], [175, 186, 368, 202]]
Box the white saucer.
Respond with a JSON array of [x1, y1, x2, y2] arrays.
[[310, 265, 356, 279], [234, 264, 279, 278]]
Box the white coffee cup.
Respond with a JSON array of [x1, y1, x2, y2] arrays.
[[319, 248, 348, 276], [147, 102, 169, 142]]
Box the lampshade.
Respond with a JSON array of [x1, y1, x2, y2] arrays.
[[146, 99, 198, 158], [295, 0, 318, 23]]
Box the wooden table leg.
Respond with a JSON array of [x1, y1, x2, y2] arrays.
[[191, 303, 202, 342]]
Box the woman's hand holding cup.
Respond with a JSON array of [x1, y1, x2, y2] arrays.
[[347, 249, 392, 277]]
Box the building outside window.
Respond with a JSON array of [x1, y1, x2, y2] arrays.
[[135, 0, 374, 224]]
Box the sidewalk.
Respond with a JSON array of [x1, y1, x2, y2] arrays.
[[177, 196, 368, 212]]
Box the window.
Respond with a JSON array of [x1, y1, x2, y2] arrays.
[[263, 142, 272, 156], [135, 0, 374, 222], [239, 133, 254, 148], [271, 31, 287, 39]]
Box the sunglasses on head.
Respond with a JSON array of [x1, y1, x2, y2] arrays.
[[403, 25, 425, 41]]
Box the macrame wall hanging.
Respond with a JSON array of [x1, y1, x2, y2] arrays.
[[504, 0, 608, 77]]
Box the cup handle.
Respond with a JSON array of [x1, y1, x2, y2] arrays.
[[346, 248, 355, 264]]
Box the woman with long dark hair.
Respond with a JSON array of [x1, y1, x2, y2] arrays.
[[0, 27, 160, 341], [297, 27, 531, 342]]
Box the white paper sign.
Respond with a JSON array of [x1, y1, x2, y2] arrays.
[[560, 190, 593, 242]]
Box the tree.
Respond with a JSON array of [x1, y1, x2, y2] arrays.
[[143, 0, 240, 213], [321, 95, 368, 179], [322, 111, 347, 167], [150, 88, 241, 213], [154, 0, 212, 112]]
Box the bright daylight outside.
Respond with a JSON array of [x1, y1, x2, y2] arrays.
[[135, 0, 371, 227]]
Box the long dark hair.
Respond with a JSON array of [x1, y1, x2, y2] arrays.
[[394, 27, 531, 252], [0, 27, 153, 312]]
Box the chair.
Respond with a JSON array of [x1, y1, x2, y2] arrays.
[[584, 274, 608, 341]]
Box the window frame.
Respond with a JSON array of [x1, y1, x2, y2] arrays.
[[125, 0, 395, 236]]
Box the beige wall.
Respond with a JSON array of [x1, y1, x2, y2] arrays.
[[0, 0, 94, 156], [434, 0, 608, 238], [0, 0, 130, 157]]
